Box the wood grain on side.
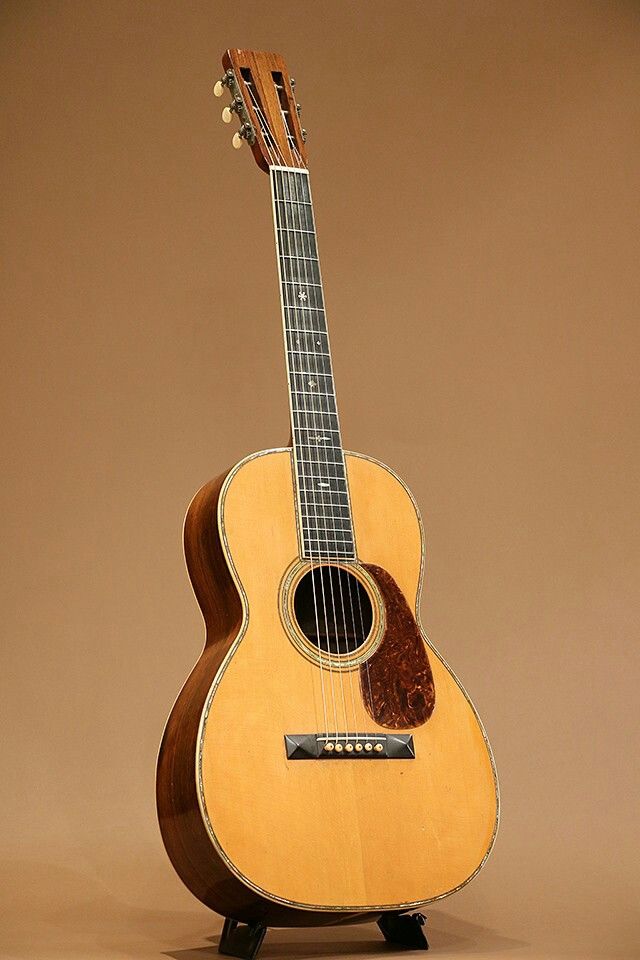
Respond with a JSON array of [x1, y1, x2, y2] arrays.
[[156, 462, 384, 926]]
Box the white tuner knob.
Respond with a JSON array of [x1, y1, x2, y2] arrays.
[[222, 106, 233, 123], [232, 131, 244, 149], [213, 80, 225, 98]]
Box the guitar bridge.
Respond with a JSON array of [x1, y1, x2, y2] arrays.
[[284, 733, 415, 760]]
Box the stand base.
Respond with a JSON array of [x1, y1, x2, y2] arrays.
[[218, 918, 267, 960], [377, 912, 429, 950], [217, 911, 429, 959]]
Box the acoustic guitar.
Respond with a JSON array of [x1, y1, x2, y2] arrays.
[[157, 48, 499, 957]]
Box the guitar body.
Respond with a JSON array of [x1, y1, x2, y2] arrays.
[[157, 448, 498, 925]]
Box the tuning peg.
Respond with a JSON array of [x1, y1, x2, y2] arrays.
[[232, 131, 244, 149], [222, 106, 233, 123], [296, 103, 302, 115], [213, 79, 225, 97]]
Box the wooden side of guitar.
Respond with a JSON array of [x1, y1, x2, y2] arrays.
[[156, 449, 498, 926]]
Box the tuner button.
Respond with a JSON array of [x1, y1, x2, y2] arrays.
[[213, 80, 225, 98], [232, 132, 244, 149], [222, 106, 233, 123]]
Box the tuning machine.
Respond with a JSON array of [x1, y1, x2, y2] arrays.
[[213, 69, 234, 97], [213, 69, 257, 148], [232, 123, 254, 149], [222, 96, 242, 123]]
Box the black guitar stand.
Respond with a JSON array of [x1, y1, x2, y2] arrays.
[[378, 912, 429, 950], [218, 918, 267, 960], [218, 911, 428, 958]]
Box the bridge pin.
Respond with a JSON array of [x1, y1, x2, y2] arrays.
[[354, 743, 363, 752], [364, 742, 373, 752], [323, 742, 334, 752], [374, 743, 384, 753], [334, 743, 343, 753], [344, 743, 354, 753]]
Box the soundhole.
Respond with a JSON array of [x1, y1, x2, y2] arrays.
[[293, 565, 374, 657]]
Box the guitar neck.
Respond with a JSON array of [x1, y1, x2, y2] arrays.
[[270, 166, 355, 561]]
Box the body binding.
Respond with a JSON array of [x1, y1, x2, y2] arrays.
[[156, 448, 499, 926]]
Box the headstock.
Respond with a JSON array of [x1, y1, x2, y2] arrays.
[[214, 49, 308, 172]]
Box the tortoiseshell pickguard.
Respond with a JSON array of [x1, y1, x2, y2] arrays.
[[360, 564, 435, 729]]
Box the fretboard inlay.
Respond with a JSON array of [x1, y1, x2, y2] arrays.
[[271, 166, 355, 560]]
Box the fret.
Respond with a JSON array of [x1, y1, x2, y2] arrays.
[[293, 424, 342, 440], [273, 170, 311, 202], [295, 442, 343, 455], [292, 405, 338, 417], [298, 488, 348, 498], [290, 388, 336, 403], [287, 329, 329, 356], [303, 536, 354, 547], [280, 259, 321, 286], [302, 545, 356, 557], [302, 517, 353, 529], [302, 538, 354, 548], [296, 456, 344, 467], [289, 361, 332, 379], [276, 230, 318, 259], [301, 500, 352, 512], [282, 279, 323, 288], [275, 199, 314, 231], [302, 524, 353, 535], [288, 349, 331, 360], [290, 372, 334, 392], [302, 512, 352, 523], [282, 283, 324, 310]]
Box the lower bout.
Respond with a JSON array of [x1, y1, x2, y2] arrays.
[[201, 671, 497, 912]]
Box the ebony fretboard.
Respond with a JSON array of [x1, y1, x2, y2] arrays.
[[270, 166, 355, 560]]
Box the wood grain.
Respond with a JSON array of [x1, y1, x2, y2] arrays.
[[223, 49, 307, 173]]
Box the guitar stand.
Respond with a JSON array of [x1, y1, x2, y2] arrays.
[[378, 912, 429, 950], [218, 918, 267, 960], [218, 911, 428, 959]]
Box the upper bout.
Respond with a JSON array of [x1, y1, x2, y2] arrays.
[[345, 452, 425, 610]]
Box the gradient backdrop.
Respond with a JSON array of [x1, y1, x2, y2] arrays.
[[1, 2, 639, 959]]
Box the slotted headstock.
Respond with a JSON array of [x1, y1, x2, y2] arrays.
[[214, 49, 307, 172]]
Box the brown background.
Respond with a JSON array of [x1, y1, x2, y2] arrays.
[[1, 2, 639, 958]]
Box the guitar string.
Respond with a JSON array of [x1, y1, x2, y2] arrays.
[[283, 125, 367, 736], [285, 120, 374, 730], [289, 166, 352, 740], [277, 162, 340, 741], [252, 97, 332, 741], [246, 82, 359, 742], [285, 166, 344, 740], [278, 168, 336, 743], [298, 167, 361, 740]]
